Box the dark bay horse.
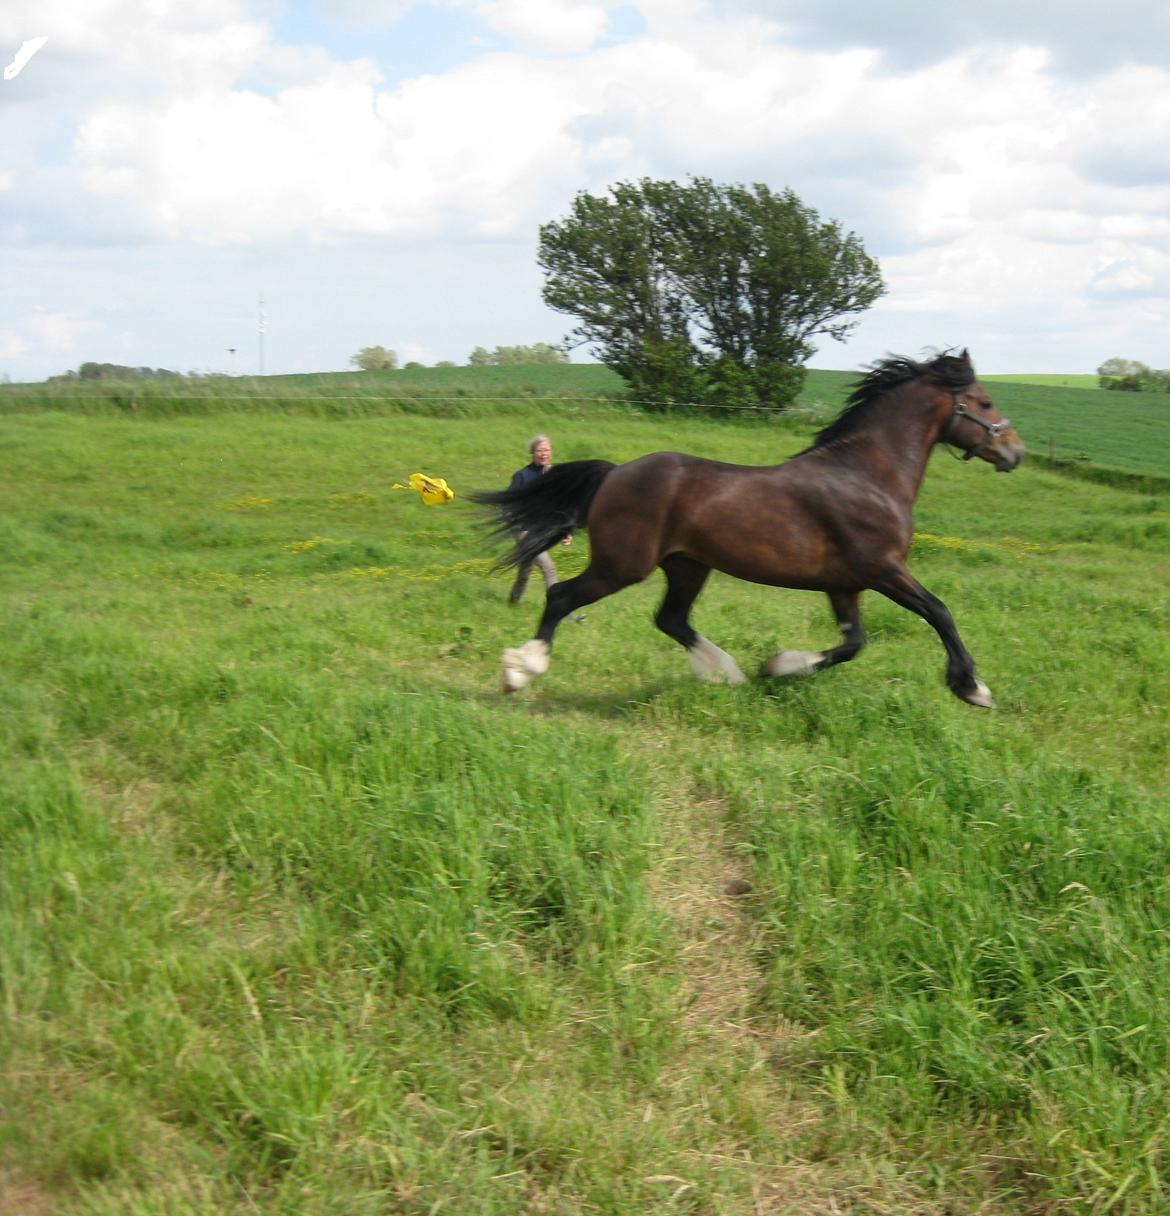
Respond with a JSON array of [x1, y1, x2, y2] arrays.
[[474, 351, 1025, 706]]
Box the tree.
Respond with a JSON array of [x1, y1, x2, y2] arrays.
[[494, 343, 568, 365], [1095, 357, 1170, 392], [70, 362, 181, 380], [538, 177, 885, 410], [466, 343, 568, 366], [351, 345, 398, 371]]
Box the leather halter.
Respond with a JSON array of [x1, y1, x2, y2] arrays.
[[947, 393, 1012, 461]]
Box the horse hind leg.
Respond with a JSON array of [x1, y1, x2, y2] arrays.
[[656, 556, 746, 685], [500, 564, 632, 693], [761, 590, 866, 679]]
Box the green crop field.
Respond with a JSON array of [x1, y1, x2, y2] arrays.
[[2, 369, 1169, 1214], [982, 373, 1100, 389]]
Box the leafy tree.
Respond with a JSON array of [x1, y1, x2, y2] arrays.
[[65, 362, 181, 380], [351, 345, 398, 371], [494, 343, 568, 365], [538, 177, 885, 411], [1095, 357, 1170, 392], [467, 343, 568, 366]]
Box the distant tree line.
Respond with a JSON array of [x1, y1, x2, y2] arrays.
[[350, 343, 568, 371], [468, 343, 568, 366], [1097, 358, 1170, 393], [49, 362, 184, 382]]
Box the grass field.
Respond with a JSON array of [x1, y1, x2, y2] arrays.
[[2, 369, 1169, 1213], [6, 362, 1168, 481], [982, 373, 1100, 389]]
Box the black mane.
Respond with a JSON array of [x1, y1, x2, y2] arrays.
[[811, 351, 976, 450]]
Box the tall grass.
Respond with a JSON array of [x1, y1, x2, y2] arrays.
[[2, 383, 1169, 1212]]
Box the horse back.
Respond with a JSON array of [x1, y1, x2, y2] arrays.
[[588, 450, 910, 589]]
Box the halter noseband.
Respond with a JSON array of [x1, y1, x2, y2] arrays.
[[948, 393, 1012, 461]]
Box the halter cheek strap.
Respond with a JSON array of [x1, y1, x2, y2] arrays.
[[949, 393, 1012, 461]]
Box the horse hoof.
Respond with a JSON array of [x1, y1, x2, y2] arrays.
[[760, 650, 822, 678], [959, 679, 995, 709], [687, 637, 747, 684], [501, 640, 550, 693]]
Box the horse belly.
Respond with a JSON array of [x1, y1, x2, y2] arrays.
[[677, 497, 858, 590]]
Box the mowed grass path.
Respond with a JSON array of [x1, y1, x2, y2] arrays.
[[2, 394, 1169, 1213]]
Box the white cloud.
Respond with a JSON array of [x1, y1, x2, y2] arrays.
[[60, 2, 1170, 272], [476, 0, 609, 53], [725, 0, 1170, 76], [0, 308, 99, 362], [1, 0, 264, 87], [8, 0, 1170, 380], [75, 48, 603, 243], [316, 0, 446, 29]]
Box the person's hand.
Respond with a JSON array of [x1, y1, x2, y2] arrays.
[[561, 535, 572, 545]]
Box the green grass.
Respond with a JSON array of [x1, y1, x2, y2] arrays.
[[0, 363, 629, 418], [982, 373, 1100, 389], [2, 377, 1169, 1212]]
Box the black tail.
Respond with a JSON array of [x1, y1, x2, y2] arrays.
[[471, 459, 615, 570]]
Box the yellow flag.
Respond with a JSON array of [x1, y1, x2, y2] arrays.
[[392, 472, 455, 505]]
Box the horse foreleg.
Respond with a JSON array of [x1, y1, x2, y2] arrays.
[[501, 566, 628, 693], [760, 590, 867, 679], [655, 555, 746, 684], [873, 568, 993, 707]]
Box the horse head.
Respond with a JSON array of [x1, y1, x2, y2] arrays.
[[937, 353, 1026, 471]]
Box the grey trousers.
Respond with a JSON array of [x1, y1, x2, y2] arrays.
[[509, 548, 557, 601]]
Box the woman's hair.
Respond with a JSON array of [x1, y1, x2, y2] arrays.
[[529, 434, 551, 454]]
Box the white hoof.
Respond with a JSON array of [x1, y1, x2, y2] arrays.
[[760, 650, 823, 678], [501, 640, 550, 693], [687, 636, 747, 684], [959, 678, 995, 709]]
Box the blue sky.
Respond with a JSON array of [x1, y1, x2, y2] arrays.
[[3, 0, 1170, 381]]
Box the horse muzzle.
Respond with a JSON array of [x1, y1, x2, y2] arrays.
[[993, 440, 1025, 472]]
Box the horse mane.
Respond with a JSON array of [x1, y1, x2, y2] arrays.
[[810, 350, 976, 450]]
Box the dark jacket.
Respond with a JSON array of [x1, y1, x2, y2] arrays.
[[508, 462, 545, 492], [507, 462, 573, 541]]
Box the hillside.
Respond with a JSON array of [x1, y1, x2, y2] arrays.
[[5, 362, 1169, 482]]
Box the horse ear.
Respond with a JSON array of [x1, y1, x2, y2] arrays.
[[959, 347, 972, 365]]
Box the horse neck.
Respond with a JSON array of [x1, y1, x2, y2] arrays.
[[835, 384, 951, 502]]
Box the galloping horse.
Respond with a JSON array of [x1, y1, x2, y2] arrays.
[[474, 351, 1025, 707]]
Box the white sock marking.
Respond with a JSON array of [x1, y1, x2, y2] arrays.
[[760, 649, 823, 678], [501, 639, 550, 693], [687, 636, 746, 684]]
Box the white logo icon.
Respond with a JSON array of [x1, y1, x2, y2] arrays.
[[4, 36, 48, 82]]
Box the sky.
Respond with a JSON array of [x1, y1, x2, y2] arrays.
[[3, 0, 1170, 383]]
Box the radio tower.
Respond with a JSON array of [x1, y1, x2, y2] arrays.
[[258, 292, 266, 376]]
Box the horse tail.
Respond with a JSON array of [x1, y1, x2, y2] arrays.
[[472, 459, 616, 570]]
